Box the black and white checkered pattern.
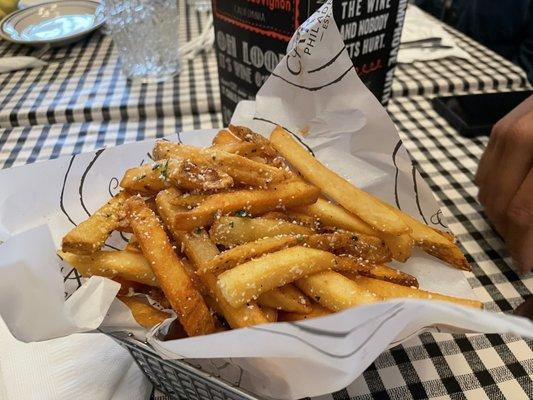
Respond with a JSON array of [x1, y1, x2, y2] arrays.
[[321, 96, 533, 400], [0, 1, 220, 129], [392, 11, 531, 98], [0, 4, 531, 400]]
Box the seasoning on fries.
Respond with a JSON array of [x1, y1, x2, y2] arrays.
[[59, 124, 478, 339]]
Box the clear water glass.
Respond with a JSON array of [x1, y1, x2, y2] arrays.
[[103, 0, 181, 82], [187, 0, 211, 12]]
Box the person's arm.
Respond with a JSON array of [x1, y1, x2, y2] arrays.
[[475, 96, 533, 274]]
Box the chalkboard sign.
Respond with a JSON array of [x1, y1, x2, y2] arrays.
[[212, 0, 408, 124]]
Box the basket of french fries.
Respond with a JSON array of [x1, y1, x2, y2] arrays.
[[0, 2, 531, 400]]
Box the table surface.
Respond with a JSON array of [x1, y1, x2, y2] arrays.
[[0, 3, 531, 400]]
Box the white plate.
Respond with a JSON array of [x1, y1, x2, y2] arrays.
[[1, 0, 102, 46]]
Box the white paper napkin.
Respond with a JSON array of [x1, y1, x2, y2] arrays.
[[0, 225, 151, 400], [398, 6, 471, 63], [0, 57, 47, 73], [0, 315, 151, 400]]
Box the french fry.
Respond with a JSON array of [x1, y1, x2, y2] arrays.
[[348, 276, 483, 308], [260, 211, 290, 221], [171, 180, 320, 231], [120, 159, 233, 194], [203, 231, 392, 276], [118, 296, 171, 329], [295, 199, 413, 262], [212, 142, 262, 157], [217, 246, 338, 308], [124, 235, 141, 253], [394, 211, 470, 270], [278, 302, 331, 321], [432, 227, 456, 243], [341, 266, 418, 288], [270, 127, 409, 235], [212, 129, 241, 146], [155, 189, 269, 328], [258, 284, 312, 313], [62, 191, 130, 254], [165, 192, 206, 209], [125, 196, 216, 336], [153, 141, 288, 187], [58, 250, 158, 287], [295, 271, 382, 311], [228, 125, 279, 159], [261, 307, 278, 323], [200, 235, 300, 275], [114, 277, 153, 296], [381, 232, 414, 263], [120, 163, 169, 194], [295, 198, 377, 235], [210, 216, 315, 247], [304, 232, 391, 264]]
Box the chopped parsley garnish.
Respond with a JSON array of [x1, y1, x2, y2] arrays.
[[296, 235, 306, 243], [234, 210, 250, 218], [228, 221, 235, 228], [159, 160, 169, 180]]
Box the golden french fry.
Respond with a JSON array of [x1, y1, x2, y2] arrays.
[[270, 127, 409, 235], [260, 211, 290, 221], [295, 271, 382, 311], [124, 235, 141, 253], [164, 192, 206, 209], [114, 277, 154, 296], [304, 232, 392, 264], [349, 276, 482, 308], [59, 250, 158, 287], [171, 180, 320, 231], [295, 198, 377, 235], [228, 125, 279, 159], [278, 302, 331, 321], [262, 210, 319, 229], [155, 189, 269, 328], [212, 129, 241, 146], [212, 142, 262, 157], [210, 216, 315, 247], [295, 199, 413, 262], [200, 235, 300, 275], [153, 141, 288, 187], [120, 162, 169, 194], [62, 191, 130, 254], [381, 232, 414, 263], [125, 196, 216, 336], [341, 265, 418, 288], [118, 296, 171, 329], [120, 159, 233, 194], [261, 306, 278, 323], [217, 246, 337, 308], [395, 211, 470, 270], [258, 284, 312, 314], [432, 227, 456, 243]]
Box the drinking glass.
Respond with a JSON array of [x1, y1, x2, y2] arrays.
[[103, 0, 181, 82]]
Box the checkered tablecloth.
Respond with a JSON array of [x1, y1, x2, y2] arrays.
[[392, 10, 530, 98], [0, 1, 220, 129], [0, 3, 531, 400], [0, 5, 530, 131]]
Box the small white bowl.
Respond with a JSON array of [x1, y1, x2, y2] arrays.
[[1, 0, 103, 46]]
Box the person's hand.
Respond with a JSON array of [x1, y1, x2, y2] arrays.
[[475, 95, 533, 274]]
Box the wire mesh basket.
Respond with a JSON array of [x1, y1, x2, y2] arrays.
[[108, 331, 259, 400]]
